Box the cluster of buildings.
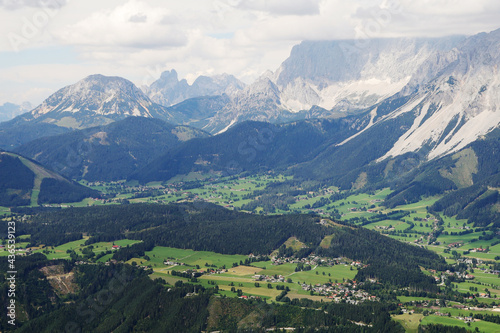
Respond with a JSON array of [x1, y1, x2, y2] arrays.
[[470, 247, 488, 253], [432, 269, 476, 283], [253, 274, 286, 283], [163, 260, 185, 266], [271, 255, 351, 267], [301, 281, 378, 304]]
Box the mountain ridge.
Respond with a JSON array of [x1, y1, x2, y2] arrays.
[[15, 117, 210, 181]]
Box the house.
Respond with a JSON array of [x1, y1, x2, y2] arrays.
[[112, 245, 121, 249]]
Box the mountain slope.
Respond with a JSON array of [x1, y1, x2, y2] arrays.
[[290, 29, 500, 188], [162, 95, 231, 129], [275, 36, 464, 112], [0, 151, 98, 206], [15, 117, 209, 181], [0, 122, 71, 151], [130, 118, 363, 183]]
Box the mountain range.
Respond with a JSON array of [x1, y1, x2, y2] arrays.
[[1, 28, 499, 213]]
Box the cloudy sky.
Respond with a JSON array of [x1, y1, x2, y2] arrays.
[[1, 0, 499, 108]]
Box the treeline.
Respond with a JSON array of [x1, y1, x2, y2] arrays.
[[472, 313, 500, 324], [111, 241, 154, 262], [428, 133, 500, 226], [383, 177, 455, 209], [205, 296, 403, 332], [346, 210, 410, 226], [418, 324, 467, 333], [239, 179, 331, 214], [6, 262, 212, 332], [0, 254, 71, 329]]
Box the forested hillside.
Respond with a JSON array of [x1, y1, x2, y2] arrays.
[[15, 117, 209, 181], [0, 152, 97, 206], [18, 203, 448, 291], [130, 116, 369, 183]]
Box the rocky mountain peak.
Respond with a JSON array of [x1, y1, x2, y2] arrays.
[[26, 74, 167, 129], [147, 70, 245, 107]]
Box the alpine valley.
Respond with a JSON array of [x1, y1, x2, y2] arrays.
[[1, 28, 500, 333]]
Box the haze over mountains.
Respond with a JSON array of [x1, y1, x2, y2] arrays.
[[0, 102, 32, 122]]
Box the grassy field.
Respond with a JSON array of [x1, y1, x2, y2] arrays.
[[397, 296, 438, 303], [70, 175, 487, 261], [393, 313, 424, 333], [0, 206, 10, 216], [282, 237, 306, 251], [111, 245, 362, 301], [4, 172, 498, 308], [28, 238, 141, 260], [143, 246, 249, 269]]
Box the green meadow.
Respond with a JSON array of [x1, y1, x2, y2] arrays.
[[421, 314, 500, 332], [144, 246, 249, 269]]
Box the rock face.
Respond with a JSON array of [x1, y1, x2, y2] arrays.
[[146, 69, 245, 107], [379, 28, 500, 160], [202, 75, 294, 134], [274, 37, 464, 112]]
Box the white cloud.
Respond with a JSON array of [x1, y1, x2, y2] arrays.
[[0, 0, 67, 10], [351, 0, 500, 38], [1, 0, 500, 107], [235, 0, 322, 16], [128, 13, 147, 23], [56, 0, 187, 49]]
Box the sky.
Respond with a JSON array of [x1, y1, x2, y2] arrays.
[[1, 0, 500, 108]]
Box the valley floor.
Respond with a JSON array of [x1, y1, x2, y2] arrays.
[[2, 172, 500, 332]]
